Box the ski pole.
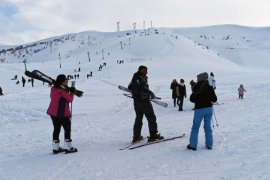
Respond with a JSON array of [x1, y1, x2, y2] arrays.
[[213, 107, 218, 126], [70, 81, 76, 121], [211, 116, 215, 128]]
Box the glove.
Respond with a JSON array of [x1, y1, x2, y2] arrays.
[[70, 87, 76, 94]]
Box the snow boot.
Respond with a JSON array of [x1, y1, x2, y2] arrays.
[[186, 144, 197, 151], [132, 136, 143, 143], [64, 139, 78, 154], [147, 133, 164, 142], [52, 140, 65, 154], [206, 146, 212, 150]]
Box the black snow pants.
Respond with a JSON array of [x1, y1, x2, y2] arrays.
[[178, 96, 184, 111], [51, 116, 71, 141], [133, 100, 158, 137]]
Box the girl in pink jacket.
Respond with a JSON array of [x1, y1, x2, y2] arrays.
[[47, 74, 77, 154]]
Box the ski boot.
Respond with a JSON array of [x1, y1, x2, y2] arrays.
[[132, 136, 143, 143], [186, 144, 197, 151], [52, 140, 65, 154], [64, 139, 78, 154], [147, 133, 164, 142]]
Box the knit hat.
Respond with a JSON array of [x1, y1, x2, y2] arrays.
[[138, 65, 147, 71], [55, 74, 67, 85], [180, 79, 184, 83], [197, 72, 208, 82]]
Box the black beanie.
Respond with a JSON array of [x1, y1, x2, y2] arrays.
[[55, 74, 67, 84], [138, 65, 147, 71]]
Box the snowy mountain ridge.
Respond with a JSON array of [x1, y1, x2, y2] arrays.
[[1, 25, 270, 69]]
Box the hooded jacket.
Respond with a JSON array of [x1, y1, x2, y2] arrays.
[[190, 81, 217, 109]]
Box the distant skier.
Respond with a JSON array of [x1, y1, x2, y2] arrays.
[[47, 74, 78, 154], [238, 84, 246, 99], [177, 79, 187, 111], [170, 79, 178, 107], [208, 72, 216, 90], [187, 72, 217, 151], [128, 65, 164, 143], [22, 76, 26, 87], [0, 86, 3, 96]]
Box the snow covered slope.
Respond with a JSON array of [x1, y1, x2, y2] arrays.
[[173, 25, 270, 69], [0, 25, 270, 180]]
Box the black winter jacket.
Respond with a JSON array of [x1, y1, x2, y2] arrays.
[[177, 84, 187, 97], [190, 81, 217, 109], [170, 82, 178, 99], [128, 72, 151, 101]]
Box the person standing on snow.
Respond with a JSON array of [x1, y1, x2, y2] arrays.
[[128, 65, 164, 143], [47, 74, 78, 154], [190, 80, 196, 110], [238, 84, 246, 99], [22, 76, 26, 87], [190, 80, 196, 92], [176, 79, 187, 111], [208, 72, 216, 90], [170, 79, 178, 107], [187, 72, 217, 151], [0, 86, 3, 96]]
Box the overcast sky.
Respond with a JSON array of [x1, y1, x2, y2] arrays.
[[1, 0, 270, 45]]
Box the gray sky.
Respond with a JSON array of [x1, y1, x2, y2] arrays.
[[1, 0, 270, 45]]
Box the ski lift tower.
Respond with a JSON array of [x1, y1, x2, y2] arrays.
[[133, 22, 137, 33], [23, 59, 27, 71], [117, 22, 120, 32], [143, 20, 146, 36], [59, 53, 62, 69]]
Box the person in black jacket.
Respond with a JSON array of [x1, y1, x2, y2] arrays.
[[0, 86, 3, 96], [22, 76, 26, 87], [128, 65, 164, 143], [170, 79, 178, 107], [187, 72, 217, 151], [177, 79, 187, 111]]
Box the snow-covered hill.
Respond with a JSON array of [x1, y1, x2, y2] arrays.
[[0, 25, 270, 180], [173, 25, 270, 69]]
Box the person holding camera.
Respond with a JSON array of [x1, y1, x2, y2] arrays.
[[47, 74, 78, 154], [187, 72, 217, 151]]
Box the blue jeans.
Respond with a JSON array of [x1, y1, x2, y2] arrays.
[[189, 107, 213, 148]]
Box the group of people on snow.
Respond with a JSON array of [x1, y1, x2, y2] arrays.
[[170, 72, 216, 111], [169, 71, 217, 150], [170, 78, 187, 111], [40, 65, 247, 153]]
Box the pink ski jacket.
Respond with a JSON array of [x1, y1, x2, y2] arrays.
[[47, 86, 74, 117]]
